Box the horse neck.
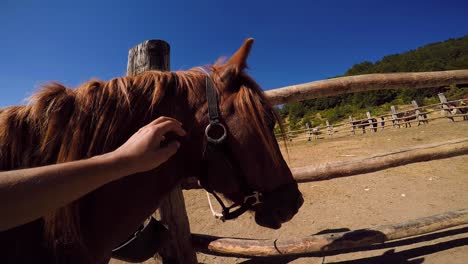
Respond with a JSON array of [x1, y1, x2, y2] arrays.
[[73, 73, 206, 262]]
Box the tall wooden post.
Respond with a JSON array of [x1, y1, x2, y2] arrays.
[[127, 40, 198, 264], [326, 120, 333, 136], [438, 92, 454, 122], [390, 106, 399, 128], [412, 100, 424, 125], [366, 111, 375, 132], [305, 122, 311, 141], [349, 116, 355, 135]]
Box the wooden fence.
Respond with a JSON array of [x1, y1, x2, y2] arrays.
[[193, 208, 468, 256], [122, 40, 468, 263], [279, 95, 468, 142]]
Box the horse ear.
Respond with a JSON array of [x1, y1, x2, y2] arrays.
[[226, 38, 254, 71], [219, 38, 254, 85]]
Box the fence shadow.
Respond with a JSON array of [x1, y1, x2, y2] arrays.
[[236, 226, 468, 264]]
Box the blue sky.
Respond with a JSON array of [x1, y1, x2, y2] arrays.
[[0, 0, 467, 107]]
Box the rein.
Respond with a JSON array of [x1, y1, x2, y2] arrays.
[[199, 74, 263, 221]]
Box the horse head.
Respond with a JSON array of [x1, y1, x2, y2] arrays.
[[178, 39, 303, 229]]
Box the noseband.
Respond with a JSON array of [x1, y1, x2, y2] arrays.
[[200, 74, 263, 221]]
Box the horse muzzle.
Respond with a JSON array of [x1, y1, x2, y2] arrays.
[[254, 183, 303, 229]]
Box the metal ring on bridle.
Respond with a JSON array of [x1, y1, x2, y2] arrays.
[[205, 122, 227, 144]]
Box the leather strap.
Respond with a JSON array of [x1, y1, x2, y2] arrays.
[[200, 75, 263, 221], [205, 76, 220, 124]]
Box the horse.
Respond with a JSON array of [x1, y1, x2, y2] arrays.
[[461, 100, 468, 121], [393, 110, 428, 128], [312, 127, 320, 139], [448, 101, 468, 121], [398, 110, 417, 128], [306, 127, 319, 141], [0, 39, 303, 264], [350, 118, 378, 134], [417, 112, 429, 125]]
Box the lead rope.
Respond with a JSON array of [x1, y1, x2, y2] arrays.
[[206, 192, 223, 219]]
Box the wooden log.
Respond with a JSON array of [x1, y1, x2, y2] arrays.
[[448, 98, 468, 103], [127, 40, 197, 264], [292, 138, 468, 183], [192, 208, 468, 257], [182, 138, 468, 189], [265, 70, 468, 105]]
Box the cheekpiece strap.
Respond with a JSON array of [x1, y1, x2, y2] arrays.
[[205, 76, 220, 124]]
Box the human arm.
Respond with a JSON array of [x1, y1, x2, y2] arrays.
[[0, 116, 185, 232]]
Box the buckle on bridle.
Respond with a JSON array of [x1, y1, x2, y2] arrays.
[[243, 191, 263, 206], [205, 122, 227, 144]]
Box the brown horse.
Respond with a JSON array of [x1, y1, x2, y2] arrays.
[[395, 110, 428, 128], [350, 118, 378, 134], [0, 39, 303, 263]]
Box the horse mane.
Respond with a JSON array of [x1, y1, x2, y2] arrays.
[[0, 66, 284, 261], [223, 72, 285, 165]]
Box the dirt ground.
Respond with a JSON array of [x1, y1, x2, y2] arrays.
[[113, 117, 468, 264]]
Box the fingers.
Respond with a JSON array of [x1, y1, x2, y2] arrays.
[[155, 140, 180, 163], [148, 116, 182, 126], [139, 117, 186, 148], [151, 120, 186, 146]]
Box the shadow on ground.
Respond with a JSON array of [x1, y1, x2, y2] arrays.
[[236, 226, 468, 264]]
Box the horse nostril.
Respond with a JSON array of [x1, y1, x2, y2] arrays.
[[297, 195, 304, 209]]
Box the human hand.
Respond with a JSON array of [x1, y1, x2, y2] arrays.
[[110, 116, 186, 174]]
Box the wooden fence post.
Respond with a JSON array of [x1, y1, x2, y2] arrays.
[[326, 120, 333, 136], [438, 92, 454, 122], [390, 106, 399, 128], [287, 127, 293, 141], [412, 100, 425, 125], [127, 40, 198, 264], [349, 116, 355, 135], [366, 111, 375, 132], [305, 122, 311, 141]]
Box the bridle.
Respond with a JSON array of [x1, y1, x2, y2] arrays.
[[199, 73, 264, 221], [112, 70, 276, 259]]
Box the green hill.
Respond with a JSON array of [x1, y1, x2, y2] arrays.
[[279, 36, 468, 129]]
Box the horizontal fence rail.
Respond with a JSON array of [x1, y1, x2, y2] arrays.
[[265, 70, 468, 105], [291, 138, 468, 182], [192, 208, 468, 257], [182, 138, 468, 189]]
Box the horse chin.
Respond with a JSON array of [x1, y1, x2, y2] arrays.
[[252, 185, 304, 229], [254, 211, 283, 229], [253, 194, 303, 229]]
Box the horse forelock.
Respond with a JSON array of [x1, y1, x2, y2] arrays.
[[190, 64, 286, 166], [211, 67, 285, 167]]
